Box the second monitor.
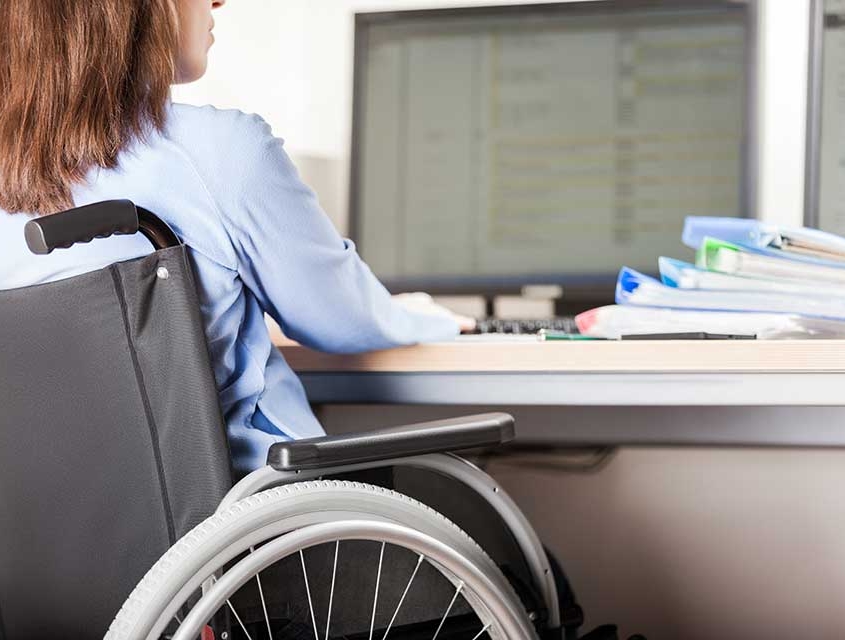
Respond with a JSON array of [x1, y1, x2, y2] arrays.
[[350, 0, 757, 298]]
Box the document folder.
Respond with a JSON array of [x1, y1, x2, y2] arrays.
[[617, 266, 845, 319], [696, 238, 845, 285], [659, 257, 845, 296], [683, 217, 845, 265]]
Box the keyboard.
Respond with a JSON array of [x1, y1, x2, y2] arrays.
[[471, 316, 579, 335]]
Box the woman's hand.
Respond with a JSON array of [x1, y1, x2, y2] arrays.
[[393, 292, 477, 333]]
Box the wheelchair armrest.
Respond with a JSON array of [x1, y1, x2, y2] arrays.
[[267, 412, 514, 471]]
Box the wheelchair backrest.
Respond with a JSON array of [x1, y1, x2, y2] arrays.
[[0, 229, 233, 638]]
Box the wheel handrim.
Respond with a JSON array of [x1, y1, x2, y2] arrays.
[[167, 520, 535, 640]]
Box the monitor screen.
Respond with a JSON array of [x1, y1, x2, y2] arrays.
[[806, 0, 845, 233], [350, 1, 757, 294]]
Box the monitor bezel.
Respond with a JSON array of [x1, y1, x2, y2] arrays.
[[805, 0, 825, 228], [349, 0, 759, 296]]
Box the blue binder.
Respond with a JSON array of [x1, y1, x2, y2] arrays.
[[682, 217, 845, 268], [617, 265, 845, 319]]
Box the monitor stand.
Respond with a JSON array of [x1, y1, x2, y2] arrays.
[[493, 285, 562, 319], [497, 285, 615, 318]]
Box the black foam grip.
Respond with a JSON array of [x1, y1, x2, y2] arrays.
[[24, 199, 140, 255], [267, 412, 515, 471]]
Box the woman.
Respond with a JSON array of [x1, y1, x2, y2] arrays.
[[0, 0, 466, 473]]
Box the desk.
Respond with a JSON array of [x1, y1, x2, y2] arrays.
[[276, 338, 845, 447], [279, 337, 845, 640]]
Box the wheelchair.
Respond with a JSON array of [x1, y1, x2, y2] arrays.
[[0, 200, 619, 640]]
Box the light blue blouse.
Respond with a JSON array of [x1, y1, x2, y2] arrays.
[[0, 103, 459, 473]]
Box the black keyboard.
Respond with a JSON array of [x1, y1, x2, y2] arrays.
[[472, 317, 579, 335]]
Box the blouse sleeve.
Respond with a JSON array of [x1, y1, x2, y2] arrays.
[[218, 115, 459, 353]]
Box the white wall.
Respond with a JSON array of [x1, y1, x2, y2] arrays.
[[757, 0, 811, 226], [175, 0, 812, 229]]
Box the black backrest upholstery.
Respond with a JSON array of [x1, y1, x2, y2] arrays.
[[0, 245, 233, 639]]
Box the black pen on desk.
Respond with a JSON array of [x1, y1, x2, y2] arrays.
[[620, 332, 757, 340]]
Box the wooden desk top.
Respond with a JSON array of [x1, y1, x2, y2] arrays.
[[274, 333, 845, 374]]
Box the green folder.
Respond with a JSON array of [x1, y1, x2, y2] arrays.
[[696, 236, 743, 270]]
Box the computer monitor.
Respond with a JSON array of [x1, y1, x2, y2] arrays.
[[806, 0, 845, 233], [350, 1, 758, 300]]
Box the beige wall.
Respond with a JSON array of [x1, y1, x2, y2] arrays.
[[494, 446, 845, 640]]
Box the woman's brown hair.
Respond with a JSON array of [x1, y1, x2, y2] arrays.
[[0, 0, 178, 215]]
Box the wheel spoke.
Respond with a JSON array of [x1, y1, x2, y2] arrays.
[[300, 550, 320, 640], [225, 597, 254, 640], [210, 575, 254, 640], [380, 554, 424, 640], [250, 547, 274, 640], [369, 542, 386, 640], [431, 581, 463, 640], [324, 541, 340, 640], [470, 623, 491, 640]]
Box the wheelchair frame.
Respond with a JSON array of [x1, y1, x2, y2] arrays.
[[12, 200, 565, 640]]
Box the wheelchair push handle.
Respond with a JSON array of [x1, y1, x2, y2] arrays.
[[24, 199, 180, 254]]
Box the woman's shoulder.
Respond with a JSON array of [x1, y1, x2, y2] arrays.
[[165, 103, 281, 156], [158, 103, 296, 214], [162, 103, 298, 186]]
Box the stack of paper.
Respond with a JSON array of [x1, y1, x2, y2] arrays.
[[576, 218, 845, 339]]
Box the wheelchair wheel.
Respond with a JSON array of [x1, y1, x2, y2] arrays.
[[106, 481, 539, 640]]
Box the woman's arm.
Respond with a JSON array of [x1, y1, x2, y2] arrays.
[[222, 115, 460, 353]]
